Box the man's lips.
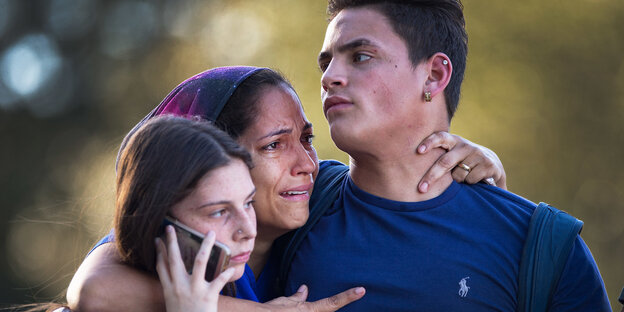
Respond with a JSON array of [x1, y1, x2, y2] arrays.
[[323, 95, 352, 115]]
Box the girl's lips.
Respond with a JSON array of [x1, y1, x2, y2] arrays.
[[230, 251, 251, 263]]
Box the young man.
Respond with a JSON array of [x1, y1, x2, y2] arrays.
[[285, 1, 610, 310]]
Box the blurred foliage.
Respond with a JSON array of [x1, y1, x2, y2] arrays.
[[0, 0, 622, 310]]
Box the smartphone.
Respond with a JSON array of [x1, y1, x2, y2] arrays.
[[161, 216, 231, 282]]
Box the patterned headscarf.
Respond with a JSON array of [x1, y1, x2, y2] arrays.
[[117, 66, 267, 167]]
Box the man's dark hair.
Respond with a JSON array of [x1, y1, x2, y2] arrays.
[[328, 0, 467, 120]]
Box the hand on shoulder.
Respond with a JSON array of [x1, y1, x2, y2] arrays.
[[264, 284, 365, 312], [417, 131, 506, 192]]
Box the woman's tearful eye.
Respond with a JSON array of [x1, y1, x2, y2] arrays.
[[302, 134, 315, 145], [263, 141, 280, 151]]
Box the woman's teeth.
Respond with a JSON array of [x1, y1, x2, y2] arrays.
[[282, 191, 307, 195]]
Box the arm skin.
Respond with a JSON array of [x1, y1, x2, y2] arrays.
[[417, 131, 507, 193], [66, 242, 364, 312], [67, 243, 166, 312]]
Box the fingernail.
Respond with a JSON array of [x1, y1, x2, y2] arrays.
[[207, 231, 215, 239], [418, 145, 426, 153], [355, 287, 365, 295], [297, 284, 307, 293], [419, 182, 429, 193], [167, 225, 174, 233]]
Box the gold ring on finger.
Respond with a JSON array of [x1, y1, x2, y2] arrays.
[[458, 163, 472, 172]]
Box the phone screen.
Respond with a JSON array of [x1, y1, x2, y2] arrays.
[[161, 216, 231, 281]]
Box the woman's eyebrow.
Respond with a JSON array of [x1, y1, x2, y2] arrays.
[[258, 127, 292, 140], [258, 122, 312, 141]]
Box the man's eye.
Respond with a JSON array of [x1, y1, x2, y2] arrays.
[[354, 54, 371, 63], [319, 62, 329, 73]]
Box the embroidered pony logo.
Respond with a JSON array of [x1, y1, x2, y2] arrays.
[[458, 277, 470, 297]]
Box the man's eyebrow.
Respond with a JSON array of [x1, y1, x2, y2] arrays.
[[318, 38, 375, 63], [338, 38, 374, 53]]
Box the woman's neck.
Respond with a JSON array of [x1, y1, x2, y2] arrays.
[[248, 227, 282, 279]]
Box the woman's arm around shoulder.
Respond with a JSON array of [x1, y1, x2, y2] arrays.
[[66, 242, 166, 312]]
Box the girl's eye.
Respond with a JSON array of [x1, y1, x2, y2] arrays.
[[354, 54, 371, 63], [209, 209, 226, 218], [244, 200, 255, 209]]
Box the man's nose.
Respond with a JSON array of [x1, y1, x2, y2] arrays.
[[321, 59, 347, 91]]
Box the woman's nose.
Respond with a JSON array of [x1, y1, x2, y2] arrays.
[[291, 144, 316, 177]]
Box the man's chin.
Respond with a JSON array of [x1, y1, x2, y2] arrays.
[[330, 126, 365, 152]]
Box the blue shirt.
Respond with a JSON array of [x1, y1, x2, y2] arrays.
[[286, 174, 610, 311], [234, 264, 259, 301]]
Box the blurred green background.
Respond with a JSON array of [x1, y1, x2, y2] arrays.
[[0, 0, 622, 310]]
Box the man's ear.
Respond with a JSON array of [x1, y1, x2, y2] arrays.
[[424, 52, 452, 100]]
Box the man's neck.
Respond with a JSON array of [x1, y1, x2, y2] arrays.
[[349, 145, 454, 202]]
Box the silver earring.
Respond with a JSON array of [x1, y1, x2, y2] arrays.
[[443, 60, 448, 65]]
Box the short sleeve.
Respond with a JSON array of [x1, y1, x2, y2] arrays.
[[549, 236, 611, 311]]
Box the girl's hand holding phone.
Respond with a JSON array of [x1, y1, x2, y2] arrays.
[[156, 226, 235, 312]]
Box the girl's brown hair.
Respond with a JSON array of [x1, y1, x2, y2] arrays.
[[114, 115, 252, 274]]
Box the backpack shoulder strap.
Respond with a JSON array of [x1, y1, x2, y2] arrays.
[[274, 161, 349, 293], [517, 202, 584, 312]]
